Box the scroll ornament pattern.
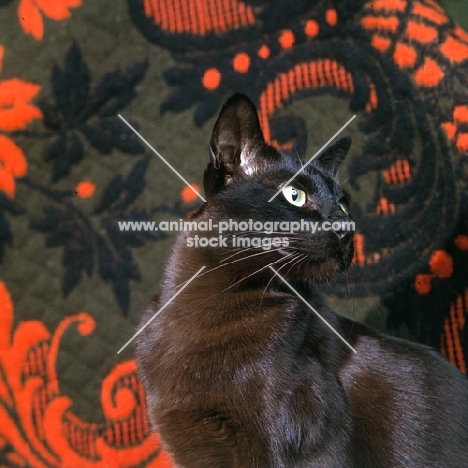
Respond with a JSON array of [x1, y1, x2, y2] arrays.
[[0, 281, 174, 468]]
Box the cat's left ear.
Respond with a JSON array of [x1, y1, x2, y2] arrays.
[[314, 136, 351, 177], [209, 94, 268, 179]]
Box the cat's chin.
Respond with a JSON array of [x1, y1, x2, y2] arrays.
[[296, 259, 348, 284], [284, 241, 354, 284], [314, 260, 349, 283]]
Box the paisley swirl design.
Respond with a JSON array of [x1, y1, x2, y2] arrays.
[[1, 1, 468, 467]]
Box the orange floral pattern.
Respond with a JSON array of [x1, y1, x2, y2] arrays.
[[362, 0, 468, 155], [0, 49, 41, 199], [0, 281, 174, 468], [0, 0, 467, 465], [18, 0, 82, 41]]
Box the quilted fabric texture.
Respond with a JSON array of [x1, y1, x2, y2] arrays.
[[0, 0, 467, 466]]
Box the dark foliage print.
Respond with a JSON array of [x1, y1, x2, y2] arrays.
[[127, 0, 468, 370], [0, 194, 24, 262], [39, 43, 147, 181], [29, 156, 166, 313], [2, 42, 198, 314]]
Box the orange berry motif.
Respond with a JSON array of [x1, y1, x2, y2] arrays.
[[279, 30, 295, 49], [305, 20, 319, 38], [233, 52, 250, 73], [325, 9, 337, 26], [413, 57, 444, 87], [456, 133, 468, 153], [406, 21, 438, 44], [453, 105, 468, 123], [75, 181, 95, 198], [441, 104, 468, 154], [454, 235, 468, 251], [415, 250, 455, 295], [371, 35, 391, 52], [181, 184, 201, 203], [202, 68, 221, 90], [257, 45, 270, 59], [429, 250, 453, 279], [441, 121, 456, 140], [441, 35, 468, 63], [394, 42, 417, 68], [415, 274, 433, 295]]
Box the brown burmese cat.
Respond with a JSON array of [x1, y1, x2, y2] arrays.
[[135, 94, 468, 467]]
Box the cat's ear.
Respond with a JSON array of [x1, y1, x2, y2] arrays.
[[315, 136, 351, 177], [209, 94, 266, 178]]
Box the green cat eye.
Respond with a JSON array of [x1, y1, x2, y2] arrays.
[[282, 186, 307, 207], [339, 202, 349, 215]]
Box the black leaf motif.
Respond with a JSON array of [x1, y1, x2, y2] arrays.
[[85, 70, 124, 118], [112, 277, 131, 313], [62, 230, 94, 295], [194, 96, 223, 127], [93, 175, 126, 215], [0, 212, 12, 262], [123, 155, 150, 206], [94, 156, 150, 214], [80, 124, 115, 154], [161, 87, 201, 115], [45, 222, 78, 247], [40, 43, 147, 182], [40, 101, 60, 130], [163, 67, 192, 87], [48, 133, 84, 182], [96, 235, 114, 280], [105, 209, 165, 247], [31, 155, 167, 314], [30, 206, 67, 231], [52, 43, 90, 122], [94, 60, 149, 118], [108, 234, 141, 281], [0, 192, 24, 215], [30, 204, 94, 296], [270, 115, 308, 157], [82, 118, 143, 155], [96, 235, 134, 313], [0, 193, 25, 262]]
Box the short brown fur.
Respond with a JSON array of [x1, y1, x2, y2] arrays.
[[136, 95, 468, 467]]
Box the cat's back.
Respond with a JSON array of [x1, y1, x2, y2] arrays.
[[135, 93, 468, 467], [338, 317, 468, 467]]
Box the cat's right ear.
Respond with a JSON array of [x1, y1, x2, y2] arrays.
[[205, 94, 268, 196], [314, 136, 351, 177]]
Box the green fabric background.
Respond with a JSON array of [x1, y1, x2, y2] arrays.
[[1, 0, 467, 425]]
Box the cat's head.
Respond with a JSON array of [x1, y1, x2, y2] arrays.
[[198, 94, 353, 284]]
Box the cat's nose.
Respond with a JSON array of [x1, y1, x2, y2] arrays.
[[335, 229, 353, 244]]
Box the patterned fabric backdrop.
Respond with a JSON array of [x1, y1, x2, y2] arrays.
[[1, 0, 468, 466]]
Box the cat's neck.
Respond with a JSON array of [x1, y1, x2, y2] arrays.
[[162, 233, 322, 326]]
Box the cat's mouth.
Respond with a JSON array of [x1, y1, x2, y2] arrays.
[[276, 232, 354, 283]]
